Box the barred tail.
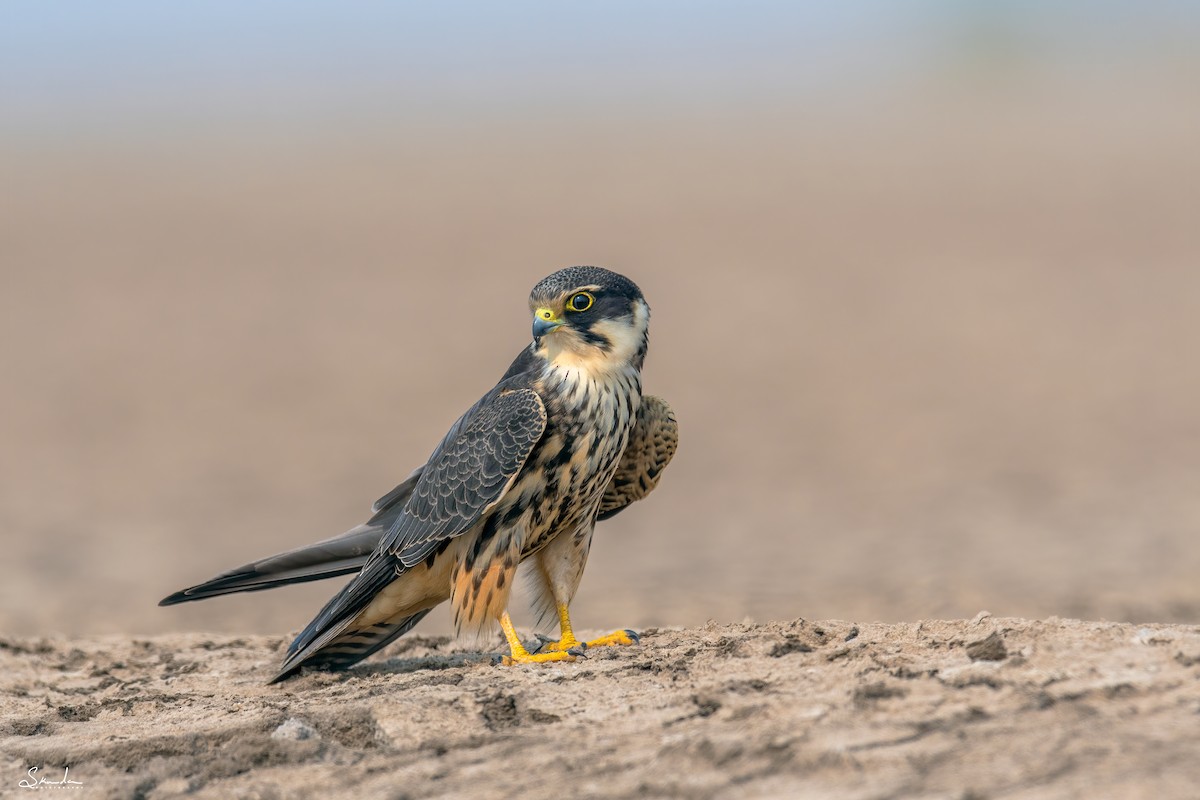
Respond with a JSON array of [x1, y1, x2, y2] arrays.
[[270, 607, 432, 683]]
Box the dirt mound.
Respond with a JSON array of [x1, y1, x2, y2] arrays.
[[3, 616, 1198, 798]]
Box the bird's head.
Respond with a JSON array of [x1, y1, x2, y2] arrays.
[[528, 266, 650, 373]]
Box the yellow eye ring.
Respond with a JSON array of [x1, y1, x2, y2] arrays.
[[567, 292, 594, 312]]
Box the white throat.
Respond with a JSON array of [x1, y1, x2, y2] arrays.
[[539, 298, 649, 380]]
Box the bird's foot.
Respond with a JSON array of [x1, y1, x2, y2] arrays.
[[536, 629, 639, 653], [497, 611, 582, 665], [587, 629, 640, 648], [500, 646, 584, 666]]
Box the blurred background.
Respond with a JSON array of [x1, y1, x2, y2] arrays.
[[2, 2, 1198, 638]]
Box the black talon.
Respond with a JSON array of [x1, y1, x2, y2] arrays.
[[567, 646, 588, 659], [625, 629, 641, 644]]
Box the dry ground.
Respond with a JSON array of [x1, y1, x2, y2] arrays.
[[4, 616, 1200, 799]]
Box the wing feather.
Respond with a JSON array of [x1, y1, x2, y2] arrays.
[[596, 395, 678, 520], [379, 388, 546, 567], [370, 467, 424, 514], [160, 393, 675, 613], [273, 386, 546, 679]]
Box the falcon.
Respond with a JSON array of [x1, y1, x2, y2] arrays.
[[160, 266, 677, 681]]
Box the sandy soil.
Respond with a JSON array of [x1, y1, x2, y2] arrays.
[[4, 615, 1199, 799]]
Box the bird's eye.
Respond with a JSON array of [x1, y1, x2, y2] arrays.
[[567, 292, 594, 312]]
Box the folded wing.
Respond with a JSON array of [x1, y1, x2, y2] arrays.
[[597, 395, 678, 520], [159, 395, 677, 607], [271, 387, 546, 681]]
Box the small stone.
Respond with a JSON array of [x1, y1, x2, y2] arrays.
[[271, 717, 320, 741], [965, 632, 1007, 662], [769, 638, 814, 657]]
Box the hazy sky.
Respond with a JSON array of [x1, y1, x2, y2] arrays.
[[2, 2, 1195, 136]]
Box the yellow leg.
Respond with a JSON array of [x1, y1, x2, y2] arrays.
[[498, 611, 577, 665], [537, 604, 640, 653]]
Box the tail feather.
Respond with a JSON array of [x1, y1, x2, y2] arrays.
[[269, 608, 432, 683], [158, 526, 383, 606], [159, 472, 419, 607], [269, 556, 402, 682]]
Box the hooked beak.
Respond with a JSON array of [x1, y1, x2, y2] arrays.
[[532, 308, 564, 339]]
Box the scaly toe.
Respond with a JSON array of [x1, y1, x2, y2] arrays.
[[585, 629, 640, 648], [500, 649, 578, 666], [536, 636, 584, 654]]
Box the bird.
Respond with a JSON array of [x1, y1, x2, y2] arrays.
[[160, 266, 677, 681]]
